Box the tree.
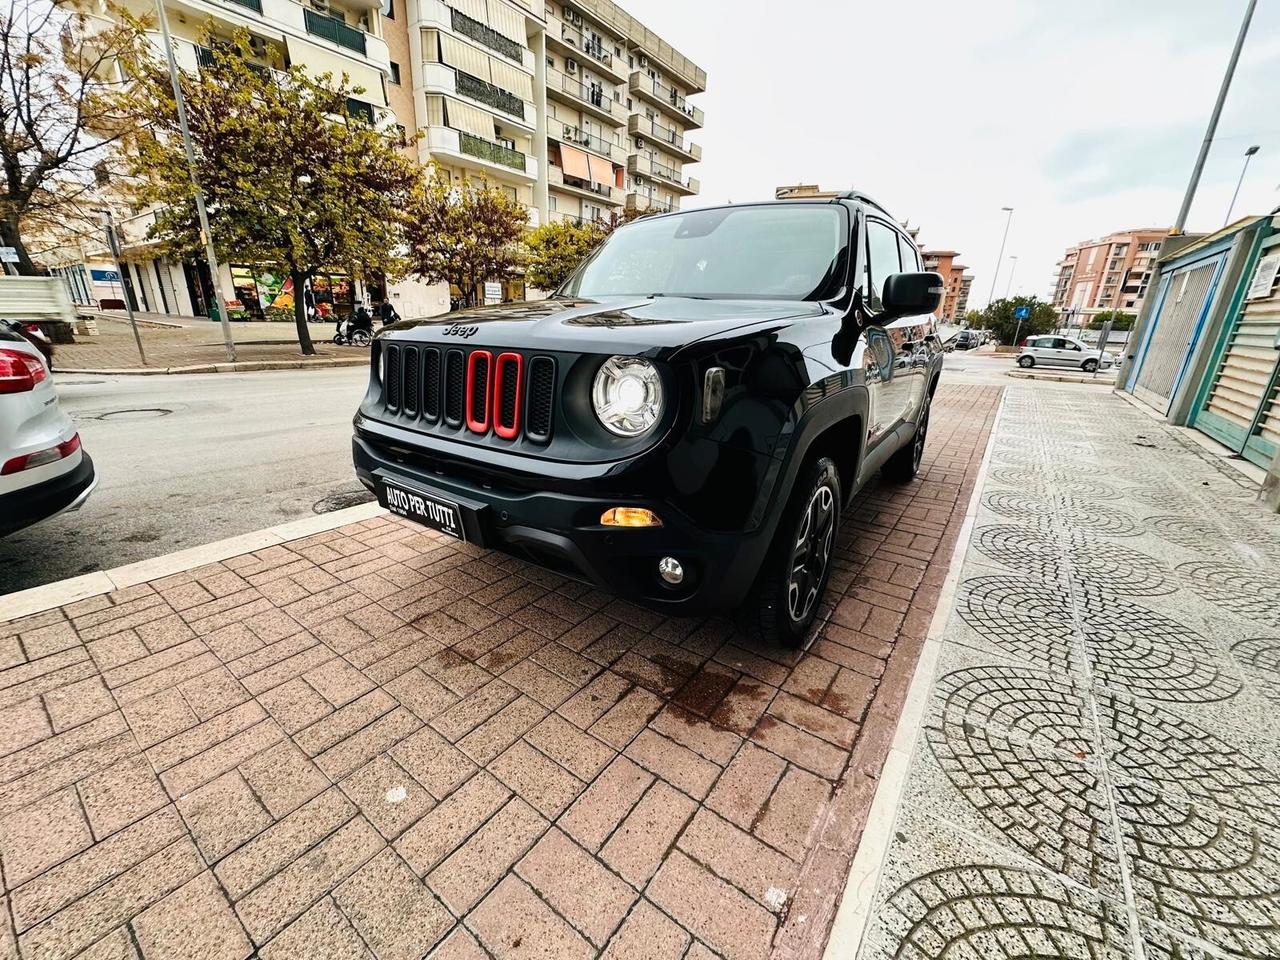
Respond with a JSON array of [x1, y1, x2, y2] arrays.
[[405, 173, 527, 308], [0, 0, 149, 274], [524, 218, 609, 291], [128, 31, 419, 353], [1090, 309, 1134, 331], [978, 296, 1057, 345], [962, 309, 984, 328]]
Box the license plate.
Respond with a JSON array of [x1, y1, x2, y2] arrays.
[[380, 479, 465, 540]]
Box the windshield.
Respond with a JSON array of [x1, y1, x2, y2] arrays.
[[561, 204, 847, 301]]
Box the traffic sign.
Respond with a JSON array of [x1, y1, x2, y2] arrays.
[[1013, 305, 1031, 320], [0, 246, 17, 262]]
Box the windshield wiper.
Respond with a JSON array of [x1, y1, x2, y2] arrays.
[[647, 293, 712, 300]]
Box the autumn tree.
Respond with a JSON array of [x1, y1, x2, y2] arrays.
[[0, 0, 149, 274], [405, 174, 527, 308], [128, 31, 419, 353], [524, 217, 609, 291]]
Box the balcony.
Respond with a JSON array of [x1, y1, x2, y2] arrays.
[[627, 155, 698, 196], [547, 68, 620, 127], [625, 193, 672, 216], [450, 6, 522, 64], [627, 115, 700, 163], [304, 8, 366, 55], [553, 125, 621, 162], [629, 72, 703, 128], [546, 18, 627, 84], [424, 126, 537, 180], [225, 0, 263, 12], [419, 63, 534, 130], [548, 164, 620, 205]]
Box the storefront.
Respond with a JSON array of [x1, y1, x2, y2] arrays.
[[228, 265, 356, 319]]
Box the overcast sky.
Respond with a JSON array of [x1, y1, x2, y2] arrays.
[[629, 0, 1280, 308]]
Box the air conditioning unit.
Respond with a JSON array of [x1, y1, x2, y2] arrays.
[[566, 58, 578, 73], [568, 9, 582, 24], [638, 55, 648, 67], [634, 137, 643, 149]]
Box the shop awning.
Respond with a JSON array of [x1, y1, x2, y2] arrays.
[[560, 144, 590, 181], [285, 35, 386, 107], [587, 154, 613, 185]]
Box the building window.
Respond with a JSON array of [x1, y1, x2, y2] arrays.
[[389, 61, 401, 84], [381, 0, 394, 17]]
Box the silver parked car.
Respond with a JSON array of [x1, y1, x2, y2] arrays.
[[0, 324, 96, 537], [1017, 335, 1115, 373]]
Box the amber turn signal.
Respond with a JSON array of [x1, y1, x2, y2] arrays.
[[601, 507, 663, 528]]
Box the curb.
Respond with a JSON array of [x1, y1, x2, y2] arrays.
[[57, 357, 369, 375], [0, 501, 389, 623], [1006, 370, 1116, 384], [821, 389, 1008, 960]]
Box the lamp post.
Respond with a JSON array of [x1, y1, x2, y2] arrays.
[[1004, 255, 1019, 298], [1172, 0, 1257, 233], [153, 0, 236, 361], [93, 209, 146, 366], [1224, 145, 1261, 225], [987, 206, 1014, 307]]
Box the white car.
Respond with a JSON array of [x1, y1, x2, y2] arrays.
[[1, 327, 96, 537], [1017, 335, 1115, 373]]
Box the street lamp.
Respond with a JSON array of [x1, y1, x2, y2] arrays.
[[987, 206, 1014, 306], [1225, 144, 1261, 225], [1172, 0, 1257, 233], [153, 0, 237, 361], [1004, 255, 1019, 298]]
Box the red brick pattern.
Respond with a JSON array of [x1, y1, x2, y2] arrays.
[[0, 384, 1000, 959]]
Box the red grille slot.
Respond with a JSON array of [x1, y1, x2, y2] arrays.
[[465, 350, 493, 434], [492, 352, 524, 440]]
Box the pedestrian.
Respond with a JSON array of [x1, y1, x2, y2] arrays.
[[374, 297, 401, 326]]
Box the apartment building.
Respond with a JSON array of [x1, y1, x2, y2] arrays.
[[1051, 228, 1170, 321], [56, 0, 705, 317], [919, 249, 971, 324]]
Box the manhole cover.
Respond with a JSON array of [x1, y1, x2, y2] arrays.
[[313, 489, 376, 514], [94, 408, 173, 421]]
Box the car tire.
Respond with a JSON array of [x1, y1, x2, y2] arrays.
[[883, 398, 930, 484], [1018, 355, 1035, 368], [1082, 358, 1098, 372], [740, 456, 841, 649]]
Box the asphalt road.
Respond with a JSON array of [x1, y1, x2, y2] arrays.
[[2, 367, 372, 595]]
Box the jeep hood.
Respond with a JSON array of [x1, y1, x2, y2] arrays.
[[381, 297, 828, 355]]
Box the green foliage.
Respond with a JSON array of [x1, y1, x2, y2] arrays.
[[524, 218, 609, 291], [1090, 309, 1135, 331], [127, 29, 419, 352], [976, 296, 1058, 344], [405, 173, 528, 308], [962, 309, 984, 328]]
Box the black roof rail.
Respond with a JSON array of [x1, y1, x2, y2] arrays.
[[836, 190, 887, 212]]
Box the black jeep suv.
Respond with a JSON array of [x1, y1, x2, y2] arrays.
[[353, 194, 944, 646]]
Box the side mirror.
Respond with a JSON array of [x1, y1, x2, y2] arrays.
[[882, 272, 944, 317]]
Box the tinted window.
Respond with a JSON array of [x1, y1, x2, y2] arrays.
[[897, 234, 921, 272], [866, 219, 901, 310], [563, 204, 847, 300]]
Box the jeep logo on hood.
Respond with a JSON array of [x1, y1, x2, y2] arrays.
[[442, 324, 479, 339]]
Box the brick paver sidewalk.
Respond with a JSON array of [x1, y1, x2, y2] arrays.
[[56, 316, 360, 371], [0, 384, 1000, 960]]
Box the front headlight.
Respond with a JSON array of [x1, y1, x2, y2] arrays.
[[592, 356, 663, 437]]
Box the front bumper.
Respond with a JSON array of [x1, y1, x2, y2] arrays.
[[0, 453, 97, 537], [353, 433, 771, 615]]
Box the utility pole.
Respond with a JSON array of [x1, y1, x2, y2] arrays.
[[154, 0, 237, 362], [1225, 145, 1261, 225], [1172, 0, 1257, 233], [987, 206, 1014, 306], [96, 210, 146, 365]]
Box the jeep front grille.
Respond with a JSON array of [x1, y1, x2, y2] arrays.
[[381, 343, 554, 443]]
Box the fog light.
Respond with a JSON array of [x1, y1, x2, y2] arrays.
[[601, 507, 662, 528], [658, 556, 683, 584]]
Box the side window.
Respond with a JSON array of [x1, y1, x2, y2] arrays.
[[1030, 337, 1051, 349], [1065, 340, 1082, 352], [1049, 338, 1069, 350], [865, 219, 901, 311], [897, 234, 920, 272]]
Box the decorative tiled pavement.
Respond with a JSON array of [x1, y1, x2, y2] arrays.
[[858, 388, 1280, 960], [0, 385, 1000, 960]]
